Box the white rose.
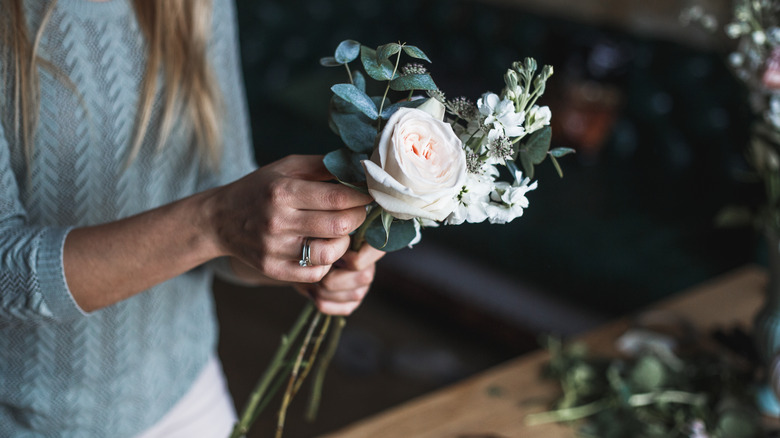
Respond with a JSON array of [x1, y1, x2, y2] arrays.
[[363, 99, 467, 221]]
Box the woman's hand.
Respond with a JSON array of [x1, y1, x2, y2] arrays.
[[296, 244, 385, 315], [209, 155, 373, 285]]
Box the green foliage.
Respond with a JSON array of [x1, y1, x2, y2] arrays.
[[380, 98, 425, 119], [389, 73, 437, 92], [323, 148, 367, 184], [530, 334, 762, 438], [360, 46, 397, 81], [517, 126, 552, 180], [330, 84, 379, 120], [401, 45, 431, 63], [328, 104, 376, 154], [376, 43, 402, 62], [363, 212, 418, 251], [335, 39, 361, 64]]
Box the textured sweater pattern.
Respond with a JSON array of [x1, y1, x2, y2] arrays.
[[0, 0, 256, 436]]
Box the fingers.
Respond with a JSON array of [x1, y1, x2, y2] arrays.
[[297, 260, 377, 316], [298, 283, 371, 316], [301, 236, 351, 267], [337, 244, 386, 271], [294, 206, 368, 239], [273, 177, 372, 211]]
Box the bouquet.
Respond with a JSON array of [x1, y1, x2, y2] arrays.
[[229, 39, 572, 438]]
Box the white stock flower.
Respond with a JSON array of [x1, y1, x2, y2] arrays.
[[485, 171, 538, 224], [446, 172, 496, 225], [477, 92, 525, 138], [363, 99, 467, 221], [525, 105, 552, 134]]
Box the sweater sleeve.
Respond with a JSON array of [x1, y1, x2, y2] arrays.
[[0, 123, 86, 323]]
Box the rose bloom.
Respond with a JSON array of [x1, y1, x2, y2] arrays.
[[363, 99, 467, 221]]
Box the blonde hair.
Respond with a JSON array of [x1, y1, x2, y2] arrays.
[[0, 0, 222, 168]]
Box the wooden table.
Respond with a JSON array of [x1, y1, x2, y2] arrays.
[[324, 266, 767, 438]]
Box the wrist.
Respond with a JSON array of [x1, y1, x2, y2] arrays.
[[190, 187, 229, 260]]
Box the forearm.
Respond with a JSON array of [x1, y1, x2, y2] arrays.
[[63, 189, 224, 312]]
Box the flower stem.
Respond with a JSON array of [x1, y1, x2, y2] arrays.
[[352, 206, 382, 251], [306, 315, 347, 422], [275, 311, 322, 438], [229, 303, 315, 438], [292, 315, 332, 396]]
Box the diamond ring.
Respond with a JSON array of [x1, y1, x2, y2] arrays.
[[299, 237, 312, 267]]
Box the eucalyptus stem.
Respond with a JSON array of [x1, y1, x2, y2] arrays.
[[345, 63, 354, 84], [306, 316, 347, 422], [230, 303, 315, 438], [377, 45, 404, 131], [275, 311, 322, 438]]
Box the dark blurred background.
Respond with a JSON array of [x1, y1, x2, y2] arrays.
[[214, 0, 762, 436]]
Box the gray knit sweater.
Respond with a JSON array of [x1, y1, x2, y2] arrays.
[[0, 0, 256, 436]]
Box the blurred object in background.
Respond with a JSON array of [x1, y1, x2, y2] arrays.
[[552, 36, 631, 160]]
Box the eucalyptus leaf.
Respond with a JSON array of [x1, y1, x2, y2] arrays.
[[353, 70, 366, 92], [330, 111, 377, 154], [360, 46, 396, 81], [549, 147, 576, 158], [377, 43, 401, 62], [334, 39, 361, 64], [517, 126, 552, 180], [389, 74, 437, 92], [364, 217, 417, 251], [380, 98, 425, 119], [323, 149, 368, 184], [319, 56, 340, 67], [371, 96, 390, 111], [331, 84, 379, 120], [402, 45, 431, 63], [330, 92, 359, 115]]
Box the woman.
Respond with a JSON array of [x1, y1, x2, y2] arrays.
[[0, 0, 383, 436]]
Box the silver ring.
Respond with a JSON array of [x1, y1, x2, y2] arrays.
[[299, 237, 312, 267]]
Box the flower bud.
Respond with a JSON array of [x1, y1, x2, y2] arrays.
[[504, 69, 518, 92], [524, 57, 537, 74]]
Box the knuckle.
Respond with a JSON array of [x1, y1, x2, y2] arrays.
[[266, 178, 292, 207], [265, 216, 286, 234], [356, 268, 375, 286], [329, 217, 354, 236], [305, 267, 328, 283], [345, 289, 364, 302], [319, 244, 344, 265]]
